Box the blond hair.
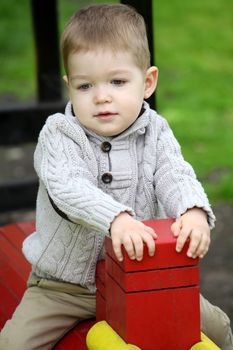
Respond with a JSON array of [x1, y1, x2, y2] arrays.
[[61, 3, 151, 74]]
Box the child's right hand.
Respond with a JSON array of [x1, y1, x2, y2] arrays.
[[110, 212, 157, 262]]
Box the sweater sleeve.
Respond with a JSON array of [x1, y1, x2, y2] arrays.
[[153, 116, 215, 228], [34, 114, 134, 233]]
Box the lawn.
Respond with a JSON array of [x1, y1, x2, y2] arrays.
[[0, 0, 232, 203], [153, 0, 233, 202]]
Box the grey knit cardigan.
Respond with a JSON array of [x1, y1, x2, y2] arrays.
[[22, 101, 215, 292]]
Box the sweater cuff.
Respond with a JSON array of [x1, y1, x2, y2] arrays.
[[68, 201, 135, 234]]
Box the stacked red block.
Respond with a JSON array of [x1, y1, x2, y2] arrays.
[[96, 218, 201, 350]]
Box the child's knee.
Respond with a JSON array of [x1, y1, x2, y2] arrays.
[[200, 294, 232, 347]]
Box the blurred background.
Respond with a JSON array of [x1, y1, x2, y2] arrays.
[[0, 0, 232, 320]]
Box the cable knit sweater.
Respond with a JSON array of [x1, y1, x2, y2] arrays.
[[22, 101, 215, 292]]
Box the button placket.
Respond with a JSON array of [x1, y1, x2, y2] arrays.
[[100, 142, 113, 184]]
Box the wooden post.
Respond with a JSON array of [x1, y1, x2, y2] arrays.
[[31, 0, 62, 102]]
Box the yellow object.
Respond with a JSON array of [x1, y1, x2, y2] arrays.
[[190, 332, 220, 350], [86, 322, 220, 350], [86, 321, 141, 350]]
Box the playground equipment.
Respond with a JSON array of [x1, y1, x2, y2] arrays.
[[0, 219, 219, 349], [86, 322, 220, 350], [96, 219, 200, 350]]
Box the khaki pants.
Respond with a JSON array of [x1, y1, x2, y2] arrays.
[[0, 273, 232, 350], [200, 294, 233, 349], [0, 273, 96, 350]]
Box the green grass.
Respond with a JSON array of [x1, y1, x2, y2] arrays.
[[0, 0, 36, 100], [153, 0, 233, 203], [0, 0, 232, 203]]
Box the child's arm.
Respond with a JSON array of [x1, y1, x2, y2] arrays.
[[153, 116, 216, 229], [34, 115, 134, 235], [110, 212, 157, 262], [171, 207, 211, 258]]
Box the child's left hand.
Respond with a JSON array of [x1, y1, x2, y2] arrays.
[[171, 207, 211, 259]]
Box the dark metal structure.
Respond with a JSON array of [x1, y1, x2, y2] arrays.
[[0, 0, 155, 212]]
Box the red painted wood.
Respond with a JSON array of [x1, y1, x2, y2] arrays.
[[96, 276, 106, 298], [0, 281, 22, 329], [96, 290, 106, 322], [106, 254, 199, 292], [55, 319, 95, 350], [96, 260, 106, 297], [16, 221, 35, 235], [96, 259, 105, 285], [0, 233, 31, 279], [0, 221, 95, 349], [104, 218, 201, 350], [106, 273, 200, 350], [96, 260, 106, 321], [0, 256, 27, 299], [105, 218, 199, 272], [0, 222, 33, 330], [0, 222, 35, 249]]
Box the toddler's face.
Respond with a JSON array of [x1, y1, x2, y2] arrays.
[[64, 49, 156, 137]]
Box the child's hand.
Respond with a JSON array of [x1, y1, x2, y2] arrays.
[[171, 208, 211, 259], [110, 212, 157, 262]]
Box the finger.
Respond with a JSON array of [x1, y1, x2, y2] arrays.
[[195, 233, 210, 258], [176, 227, 191, 253], [143, 233, 156, 257], [171, 220, 182, 237], [187, 229, 202, 258], [112, 239, 123, 262], [145, 226, 157, 238], [122, 236, 136, 260], [131, 235, 144, 261]]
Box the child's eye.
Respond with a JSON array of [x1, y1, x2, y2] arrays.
[[78, 83, 92, 90], [111, 79, 126, 86]]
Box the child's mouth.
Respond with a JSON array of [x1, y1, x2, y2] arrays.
[[94, 112, 118, 120]]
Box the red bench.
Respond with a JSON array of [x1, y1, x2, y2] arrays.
[[0, 221, 95, 350]]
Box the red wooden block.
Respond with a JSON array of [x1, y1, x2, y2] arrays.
[[104, 218, 201, 350], [96, 260, 106, 321], [106, 273, 200, 350], [96, 290, 106, 322], [96, 260, 106, 293], [105, 218, 198, 272], [106, 254, 199, 292], [96, 276, 106, 299]]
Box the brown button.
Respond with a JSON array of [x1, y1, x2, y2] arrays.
[[101, 173, 113, 184], [101, 142, 112, 152]]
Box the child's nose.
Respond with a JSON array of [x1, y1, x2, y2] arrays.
[[94, 86, 112, 104]]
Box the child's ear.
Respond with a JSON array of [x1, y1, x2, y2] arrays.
[[144, 66, 158, 99], [63, 75, 69, 85]]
